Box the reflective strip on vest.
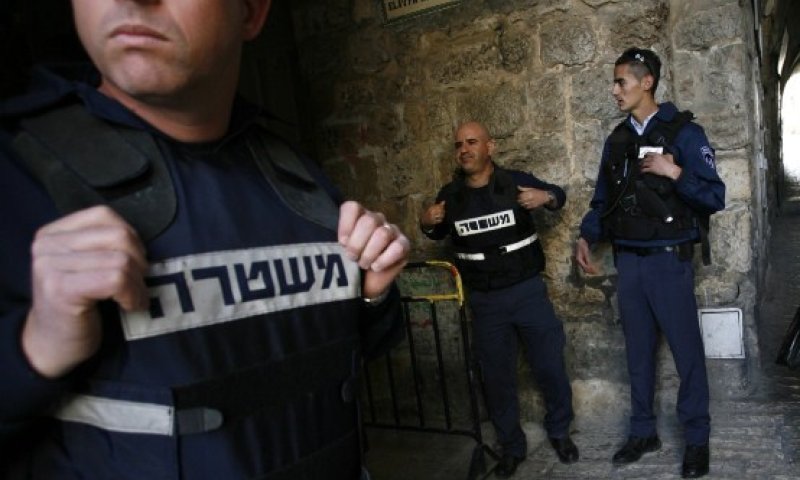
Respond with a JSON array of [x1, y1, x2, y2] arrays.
[[120, 242, 361, 341], [52, 394, 175, 436], [454, 233, 538, 261], [454, 252, 487, 261]]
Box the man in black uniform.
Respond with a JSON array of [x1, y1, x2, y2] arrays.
[[420, 121, 578, 478], [0, 1, 410, 478]]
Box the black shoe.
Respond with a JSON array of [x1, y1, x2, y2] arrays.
[[494, 454, 524, 478], [682, 444, 709, 478], [549, 436, 579, 464], [612, 435, 662, 465]]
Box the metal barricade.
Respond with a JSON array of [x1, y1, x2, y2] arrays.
[[362, 260, 496, 480]]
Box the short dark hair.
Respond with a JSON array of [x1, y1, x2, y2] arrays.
[[615, 48, 662, 94]]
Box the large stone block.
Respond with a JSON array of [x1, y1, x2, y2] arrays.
[[571, 66, 622, 123], [541, 17, 597, 67], [572, 121, 611, 181], [673, 3, 745, 51], [498, 19, 534, 74], [496, 135, 570, 186], [376, 145, 441, 198], [404, 96, 455, 144], [674, 44, 748, 121], [711, 203, 752, 274], [455, 83, 527, 138], [421, 24, 503, 85], [606, 0, 670, 53], [564, 322, 628, 381], [528, 75, 567, 134], [695, 273, 747, 306], [715, 153, 752, 203], [672, 51, 702, 109], [570, 379, 629, 428], [705, 44, 749, 114], [697, 112, 751, 150]]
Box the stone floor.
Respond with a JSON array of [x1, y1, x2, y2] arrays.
[[363, 180, 800, 479]]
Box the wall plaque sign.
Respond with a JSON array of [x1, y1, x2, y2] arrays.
[[381, 0, 461, 23]]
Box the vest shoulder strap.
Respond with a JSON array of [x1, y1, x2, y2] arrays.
[[248, 121, 339, 232], [11, 104, 341, 240], [646, 110, 694, 149], [12, 103, 177, 242], [490, 167, 519, 206]]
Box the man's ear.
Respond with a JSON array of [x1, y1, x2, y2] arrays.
[[242, 0, 272, 41], [487, 138, 496, 156], [642, 74, 654, 93]]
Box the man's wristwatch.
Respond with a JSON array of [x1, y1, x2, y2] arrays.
[[546, 190, 556, 206], [363, 288, 390, 305]]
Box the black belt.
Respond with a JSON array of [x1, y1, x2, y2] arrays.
[[614, 244, 681, 256]]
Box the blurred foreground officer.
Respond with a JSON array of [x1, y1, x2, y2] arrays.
[[420, 121, 578, 478], [575, 48, 725, 478], [0, 1, 410, 478]]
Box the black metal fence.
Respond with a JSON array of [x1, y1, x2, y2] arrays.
[[361, 260, 496, 480]]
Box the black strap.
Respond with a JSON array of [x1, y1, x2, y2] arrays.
[[12, 104, 177, 242], [11, 104, 340, 241], [249, 123, 340, 232], [646, 110, 694, 150], [697, 214, 711, 265], [173, 337, 359, 422]]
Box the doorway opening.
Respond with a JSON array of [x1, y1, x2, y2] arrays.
[[782, 68, 800, 195]]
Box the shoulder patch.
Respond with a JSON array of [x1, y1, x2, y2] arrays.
[[701, 146, 716, 170]]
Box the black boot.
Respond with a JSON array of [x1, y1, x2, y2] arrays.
[[494, 454, 524, 478], [612, 435, 662, 465], [681, 444, 709, 478], [548, 436, 579, 464]]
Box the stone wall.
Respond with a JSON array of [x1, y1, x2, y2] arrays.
[[290, 0, 761, 425]]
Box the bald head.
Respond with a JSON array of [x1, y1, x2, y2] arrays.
[[454, 121, 495, 183], [455, 122, 491, 142]]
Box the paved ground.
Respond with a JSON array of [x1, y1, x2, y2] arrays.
[[364, 180, 800, 479]]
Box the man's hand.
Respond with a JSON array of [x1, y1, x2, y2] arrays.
[[575, 237, 599, 275], [517, 186, 554, 210], [640, 152, 681, 180], [338, 201, 410, 300], [22, 206, 150, 378], [420, 200, 446, 229]]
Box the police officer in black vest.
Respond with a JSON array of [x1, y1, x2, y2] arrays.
[[0, 1, 410, 478], [420, 121, 578, 478], [575, 48, 725, 479]]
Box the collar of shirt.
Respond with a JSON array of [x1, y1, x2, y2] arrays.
[[629, 109, 659, 136]]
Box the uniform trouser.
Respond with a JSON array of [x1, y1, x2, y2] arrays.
[[616, 250, 711, 446], [469, 274, 574, 458]]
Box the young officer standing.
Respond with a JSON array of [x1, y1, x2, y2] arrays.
[[421, 121, 578, 478], [575, 48, 725, 478]]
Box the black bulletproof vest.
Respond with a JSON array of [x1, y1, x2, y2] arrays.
[[9, 102, 365, 479], [443, 167, 544, 291], [601, 111, 711, 254]]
